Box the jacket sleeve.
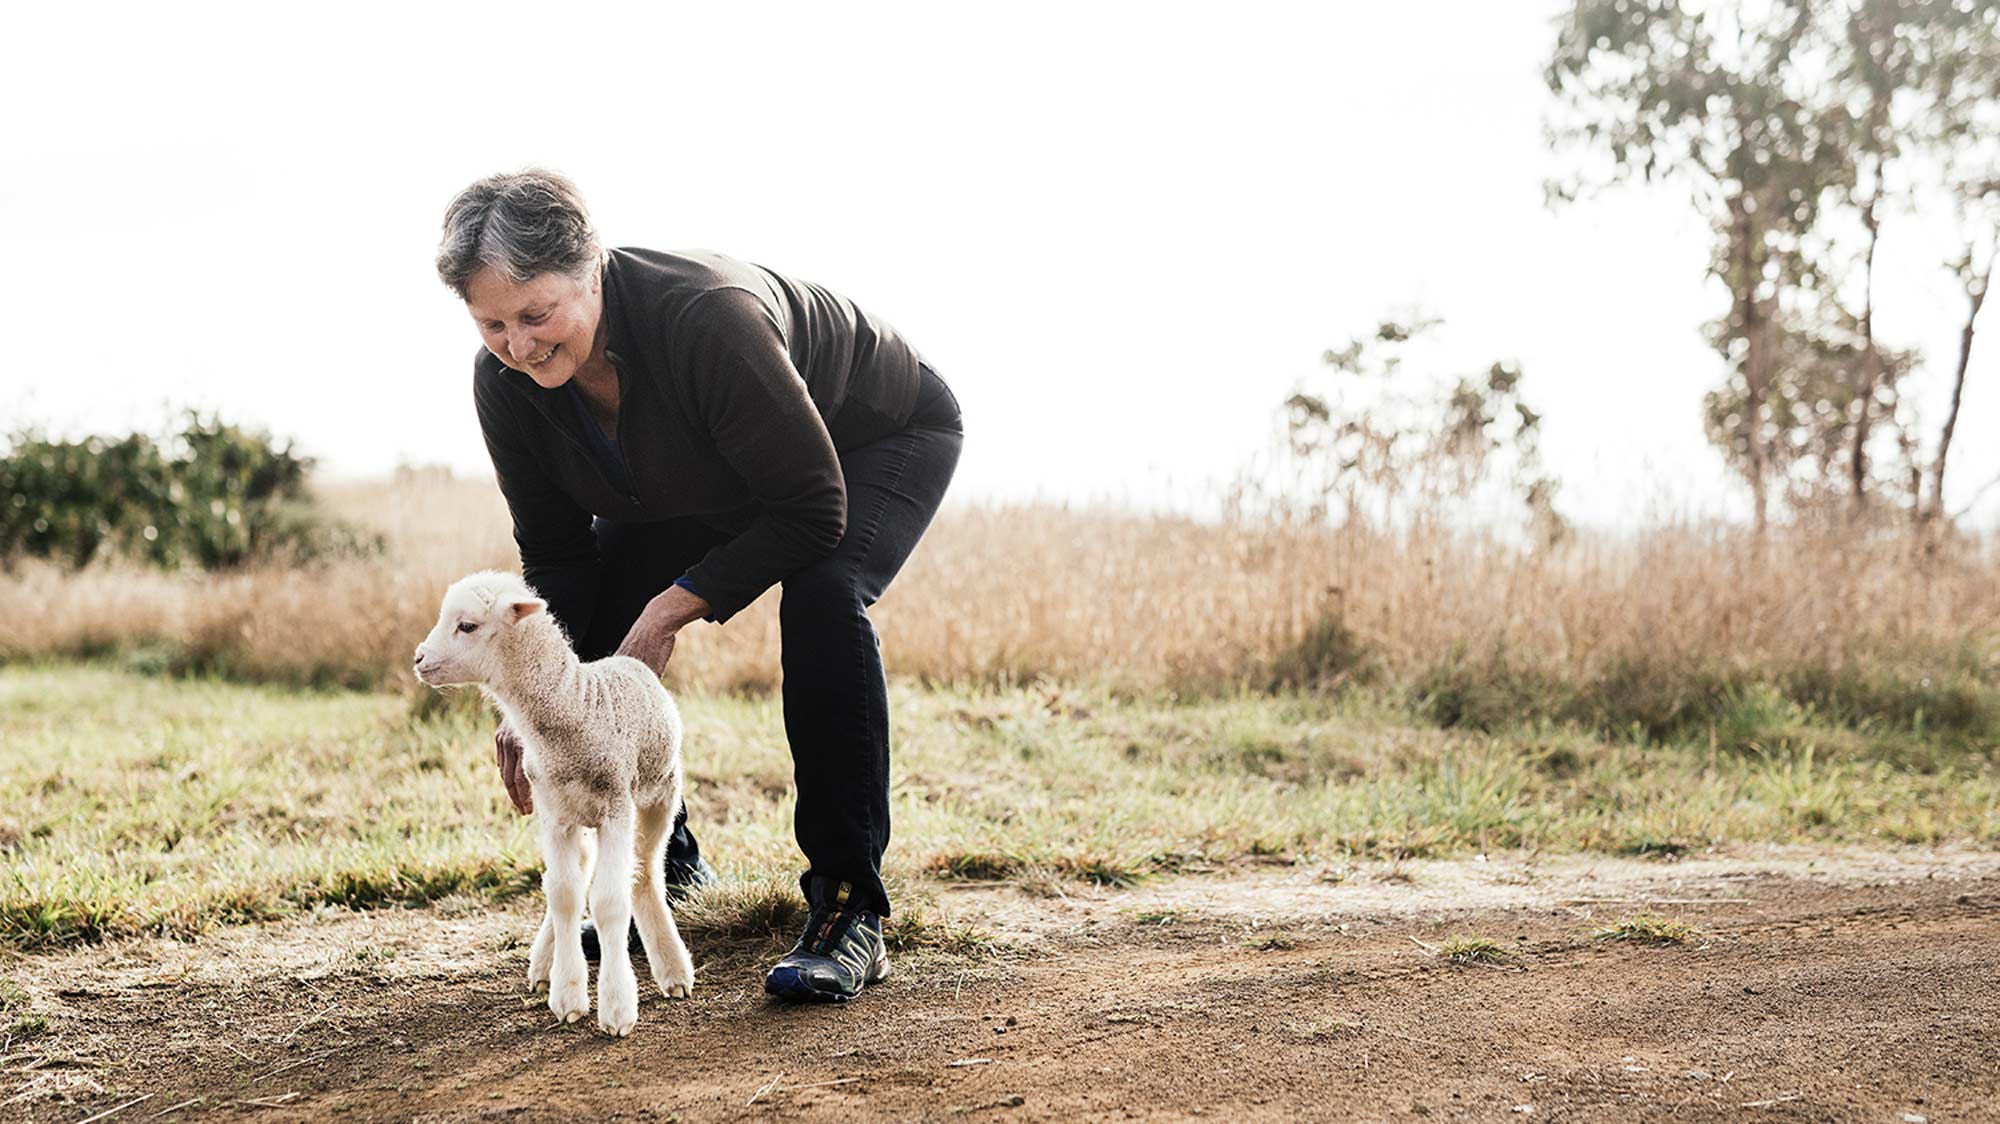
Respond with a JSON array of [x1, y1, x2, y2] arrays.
[[672, 288, 847, 624], [473, 365, 603, 650]]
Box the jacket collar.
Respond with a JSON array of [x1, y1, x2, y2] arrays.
[[597, 248, 638, 372]]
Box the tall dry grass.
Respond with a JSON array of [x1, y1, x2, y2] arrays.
[[3, 473, 1996, 735]]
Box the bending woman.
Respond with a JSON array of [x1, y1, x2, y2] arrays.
[[435, 168, 962, 1002]]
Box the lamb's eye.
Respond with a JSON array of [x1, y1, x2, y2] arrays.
[[456, 621, 478, 634]]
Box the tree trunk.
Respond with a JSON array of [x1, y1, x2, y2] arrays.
[[1849, 181, 1884, 513], [1928, 237, 1994, 522], [1731, 192, 1773, 536]]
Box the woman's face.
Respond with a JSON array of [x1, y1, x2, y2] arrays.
[[463, 265, 602, 389]]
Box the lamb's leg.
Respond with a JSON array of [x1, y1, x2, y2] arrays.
[[527, 829, 586, 990], [632, 799, 697, 999], [526, 912, 555, 991], [590, 801, 641, 1036], [540, 816, 591, 1023]]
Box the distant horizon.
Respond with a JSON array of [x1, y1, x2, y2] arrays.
[[6, 1, 1994, 531]]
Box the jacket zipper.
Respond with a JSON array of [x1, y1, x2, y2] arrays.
[[530, 377, 641, 509]]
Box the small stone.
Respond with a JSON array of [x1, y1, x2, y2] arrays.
[[1005, 1015, 1018, 1026], [1902, 1115, 1927, 1123], [1511, 1106, 1534, 1115], [1684, 1070, 1712, 1081]]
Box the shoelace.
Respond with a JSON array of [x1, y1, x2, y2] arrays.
[[802, 908, 864, 958]]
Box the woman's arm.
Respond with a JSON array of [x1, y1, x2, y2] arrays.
[[666, 289, 848, 623], [613, 581, 710, 675]]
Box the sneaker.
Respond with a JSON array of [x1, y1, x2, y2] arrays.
[[580, 854, 716, 961], [663, 854, 718, 903], [763, 881, 890, 1002]]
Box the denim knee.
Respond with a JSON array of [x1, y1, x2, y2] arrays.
[[780, 564, 867, 632]]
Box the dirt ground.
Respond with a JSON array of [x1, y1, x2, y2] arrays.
[[4, 847, 1996, 1123]]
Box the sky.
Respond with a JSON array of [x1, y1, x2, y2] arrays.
[[3, 1, 1995, 529]]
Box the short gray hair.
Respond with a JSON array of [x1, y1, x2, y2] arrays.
[[435, 168, 604, 298]]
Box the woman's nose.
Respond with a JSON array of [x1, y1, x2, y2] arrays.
[[507, 329, 536, 363]]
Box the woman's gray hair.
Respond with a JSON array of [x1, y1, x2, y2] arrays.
[[435, 168, 604, 298]]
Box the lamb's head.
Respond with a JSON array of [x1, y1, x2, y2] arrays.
[[413, 570, 549, 688]]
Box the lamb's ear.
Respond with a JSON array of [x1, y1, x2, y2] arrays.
[[509, 598, 547, 621]]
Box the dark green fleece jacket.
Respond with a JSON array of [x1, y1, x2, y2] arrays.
[[472, 246, 923, 635]]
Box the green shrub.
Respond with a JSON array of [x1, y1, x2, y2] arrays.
[[0, 413, 380, 570]]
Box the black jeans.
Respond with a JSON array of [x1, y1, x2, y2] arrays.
[[575, 366, 962, 917]]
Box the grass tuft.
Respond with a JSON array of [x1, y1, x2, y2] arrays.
[[925, 851, 1023, 881], [1589, 912, 1701, 945], [0, 978, 47, 1041], [1438, 935, 1514, 965]]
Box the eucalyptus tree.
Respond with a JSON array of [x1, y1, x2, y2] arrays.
[[1548, 0, 1858, 533]]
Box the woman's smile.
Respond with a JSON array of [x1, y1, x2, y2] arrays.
[[463, 266, 602, 389]]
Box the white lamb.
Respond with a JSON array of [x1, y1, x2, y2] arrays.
[[413, 569, 695, 1036]]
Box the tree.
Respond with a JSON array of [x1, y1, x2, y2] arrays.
[[1246, 317, 1565, 541], [1835, 0, 2000, 522], [1551, 0, 2000, 528], [1549, 0, 1857, 534]]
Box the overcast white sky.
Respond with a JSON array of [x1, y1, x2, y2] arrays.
[[3, 1, 1994, 528]]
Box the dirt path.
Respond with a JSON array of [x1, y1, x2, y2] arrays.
[[5, 848, 1997, 1123]]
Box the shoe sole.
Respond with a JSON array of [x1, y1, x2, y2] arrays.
[[763, 956, 890, 1003]]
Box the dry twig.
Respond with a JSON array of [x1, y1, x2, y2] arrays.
[[746, 1072, 784, 1106], [76, 1094, 154, 1124]]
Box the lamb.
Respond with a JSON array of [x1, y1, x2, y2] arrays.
[[413, 569, 695, 1036]]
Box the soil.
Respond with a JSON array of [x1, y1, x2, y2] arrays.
[[4, 847, 1996, 1123]]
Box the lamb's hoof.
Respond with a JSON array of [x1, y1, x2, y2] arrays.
[[656, 965, 695, 999], [549, 978, 590, 1024], [598, 966, 639, 1035]]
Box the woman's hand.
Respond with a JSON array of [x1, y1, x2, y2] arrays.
[[495, 723, 533, 815], [615, 584, 710, 676]]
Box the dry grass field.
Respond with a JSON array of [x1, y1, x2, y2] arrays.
[[5, 473, 1998, 730]]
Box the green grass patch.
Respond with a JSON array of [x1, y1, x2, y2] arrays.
[[3, 664, 1995, 953]]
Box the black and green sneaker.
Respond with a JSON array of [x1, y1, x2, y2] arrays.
[[763, 880, 889, 1002]]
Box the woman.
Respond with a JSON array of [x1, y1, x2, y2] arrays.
[[435, 169, 962, 1002]]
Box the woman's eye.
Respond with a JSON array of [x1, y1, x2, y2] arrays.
[[523, 314, 547, 325], [457, 621, 478, 634]]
